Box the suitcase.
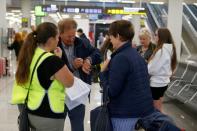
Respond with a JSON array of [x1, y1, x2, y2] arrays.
[[2, 57, 6, 76], [0, 58, 4, 77], [0, 57, 9, 77]]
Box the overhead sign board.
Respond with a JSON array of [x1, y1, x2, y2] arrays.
[[61, 7, 103, 14], [35, 6, 45, 16], [123, 7, 145, 13], [42, 5, 59, 13], [106, 7, 146, 15], [22, 18, 28, 28], [40, 5, 103, 14]]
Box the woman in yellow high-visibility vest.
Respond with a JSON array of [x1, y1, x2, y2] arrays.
[[11, 22, 74, 131]]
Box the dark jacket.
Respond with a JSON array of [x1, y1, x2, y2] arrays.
[[101, 42, 154, 118], [79, 33, 90, 46], [58, 37, 102, 84], [137, 43, 156, 61], [7, 40, 22, 59]]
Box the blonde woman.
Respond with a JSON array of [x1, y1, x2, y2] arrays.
[[137, 28, 156, 61]]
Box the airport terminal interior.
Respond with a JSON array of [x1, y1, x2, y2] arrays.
[[0, 0, 197, 131]]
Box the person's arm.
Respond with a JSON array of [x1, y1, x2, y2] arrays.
[[148, 49, 167, 75], [53, 49, 74, 87], [54, 65, 74, 87], [81, 40, 102, 74], [108, 55, 129, 98], [84, 41, 102, 65]]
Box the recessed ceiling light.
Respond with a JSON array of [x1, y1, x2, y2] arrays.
[[74, 15, 81, 19], [121, 0, 135, 4], [77, 0, 90, 1], [11, 10, 21, 13], [100, 0, 114, 2], [62, 14, 69, 18], [150, 2, 164, 5]]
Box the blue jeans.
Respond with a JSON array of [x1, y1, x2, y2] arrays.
[[66, 104, 85, 131], [111, 118, 139, 131]]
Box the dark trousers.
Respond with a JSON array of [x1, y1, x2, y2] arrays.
[[66, 104, 85, 131]]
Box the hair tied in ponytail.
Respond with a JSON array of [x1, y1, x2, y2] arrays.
[[33, 31, 37, 38]]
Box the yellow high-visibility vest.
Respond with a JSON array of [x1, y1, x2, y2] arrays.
[[11, 47, 65, 113]]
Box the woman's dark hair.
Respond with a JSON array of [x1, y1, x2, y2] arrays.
[[150, 28, 177, 72], [108, 20, 135, 42], [16, 22, 58, 85], [100, 37, 113, 60]]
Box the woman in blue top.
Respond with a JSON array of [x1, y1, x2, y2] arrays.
[[101, 20, 154, 131]]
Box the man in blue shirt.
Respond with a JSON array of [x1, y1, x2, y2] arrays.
[[58, 18, 102, 131]]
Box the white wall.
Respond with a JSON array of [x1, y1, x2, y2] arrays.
[[75, 19, 89, 38]]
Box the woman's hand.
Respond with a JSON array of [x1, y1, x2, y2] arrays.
[[54, 47, 62, 58], [101, 59, 110, 72]]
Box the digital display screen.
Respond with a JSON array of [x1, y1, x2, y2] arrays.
[[67, 8, 75, 13], [89, 14, 98, 20], [41, 5, 103, 14], [42, 5, 58, 13], [62, 7, 103, 14]]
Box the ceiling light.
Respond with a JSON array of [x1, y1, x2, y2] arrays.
[[124, 7, 145, 12], [12, 14, 21, 17], [77, 0, 89, 1], [49, 13, 58, 18], [150, 2, 164, 5], [122, 15, 132, 20], [106, 0, 114, 2], [100, 0, 114, 2], [6, 12, 14, 16], [74, 15, 81, 19], [62, 14, 69, 18], [11, 10, 21, 13], [121, 0, 135, 4]]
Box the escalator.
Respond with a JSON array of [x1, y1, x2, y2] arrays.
[[183, 4, 197, 31], [182, 4, 197, 55], [145, 3, 197, 57], [187, 4, 197, 18], [149, 4, 166, 27], [143, 3, 158, 33]]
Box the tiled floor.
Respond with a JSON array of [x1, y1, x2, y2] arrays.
[[0, 50, 197, 131]]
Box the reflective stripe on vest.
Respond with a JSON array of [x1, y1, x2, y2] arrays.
[[11, 47, 65, 113]]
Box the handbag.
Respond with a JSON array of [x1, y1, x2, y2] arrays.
[[135, 110, 182, 131], [18, 52, 46, 131], [90, 74, 112, 131]]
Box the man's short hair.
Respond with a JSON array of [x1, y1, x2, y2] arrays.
[[58, 18, 77, 34], [77, 28, 83, 33]]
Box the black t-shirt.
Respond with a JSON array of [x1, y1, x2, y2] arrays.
[[28, 55, 65, 119]]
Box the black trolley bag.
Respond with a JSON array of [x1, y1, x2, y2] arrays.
[[90, 71, 112, 131]]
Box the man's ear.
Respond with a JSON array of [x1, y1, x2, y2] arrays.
[[117, 34, 121, 40], [117, 34, 120, 38]]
